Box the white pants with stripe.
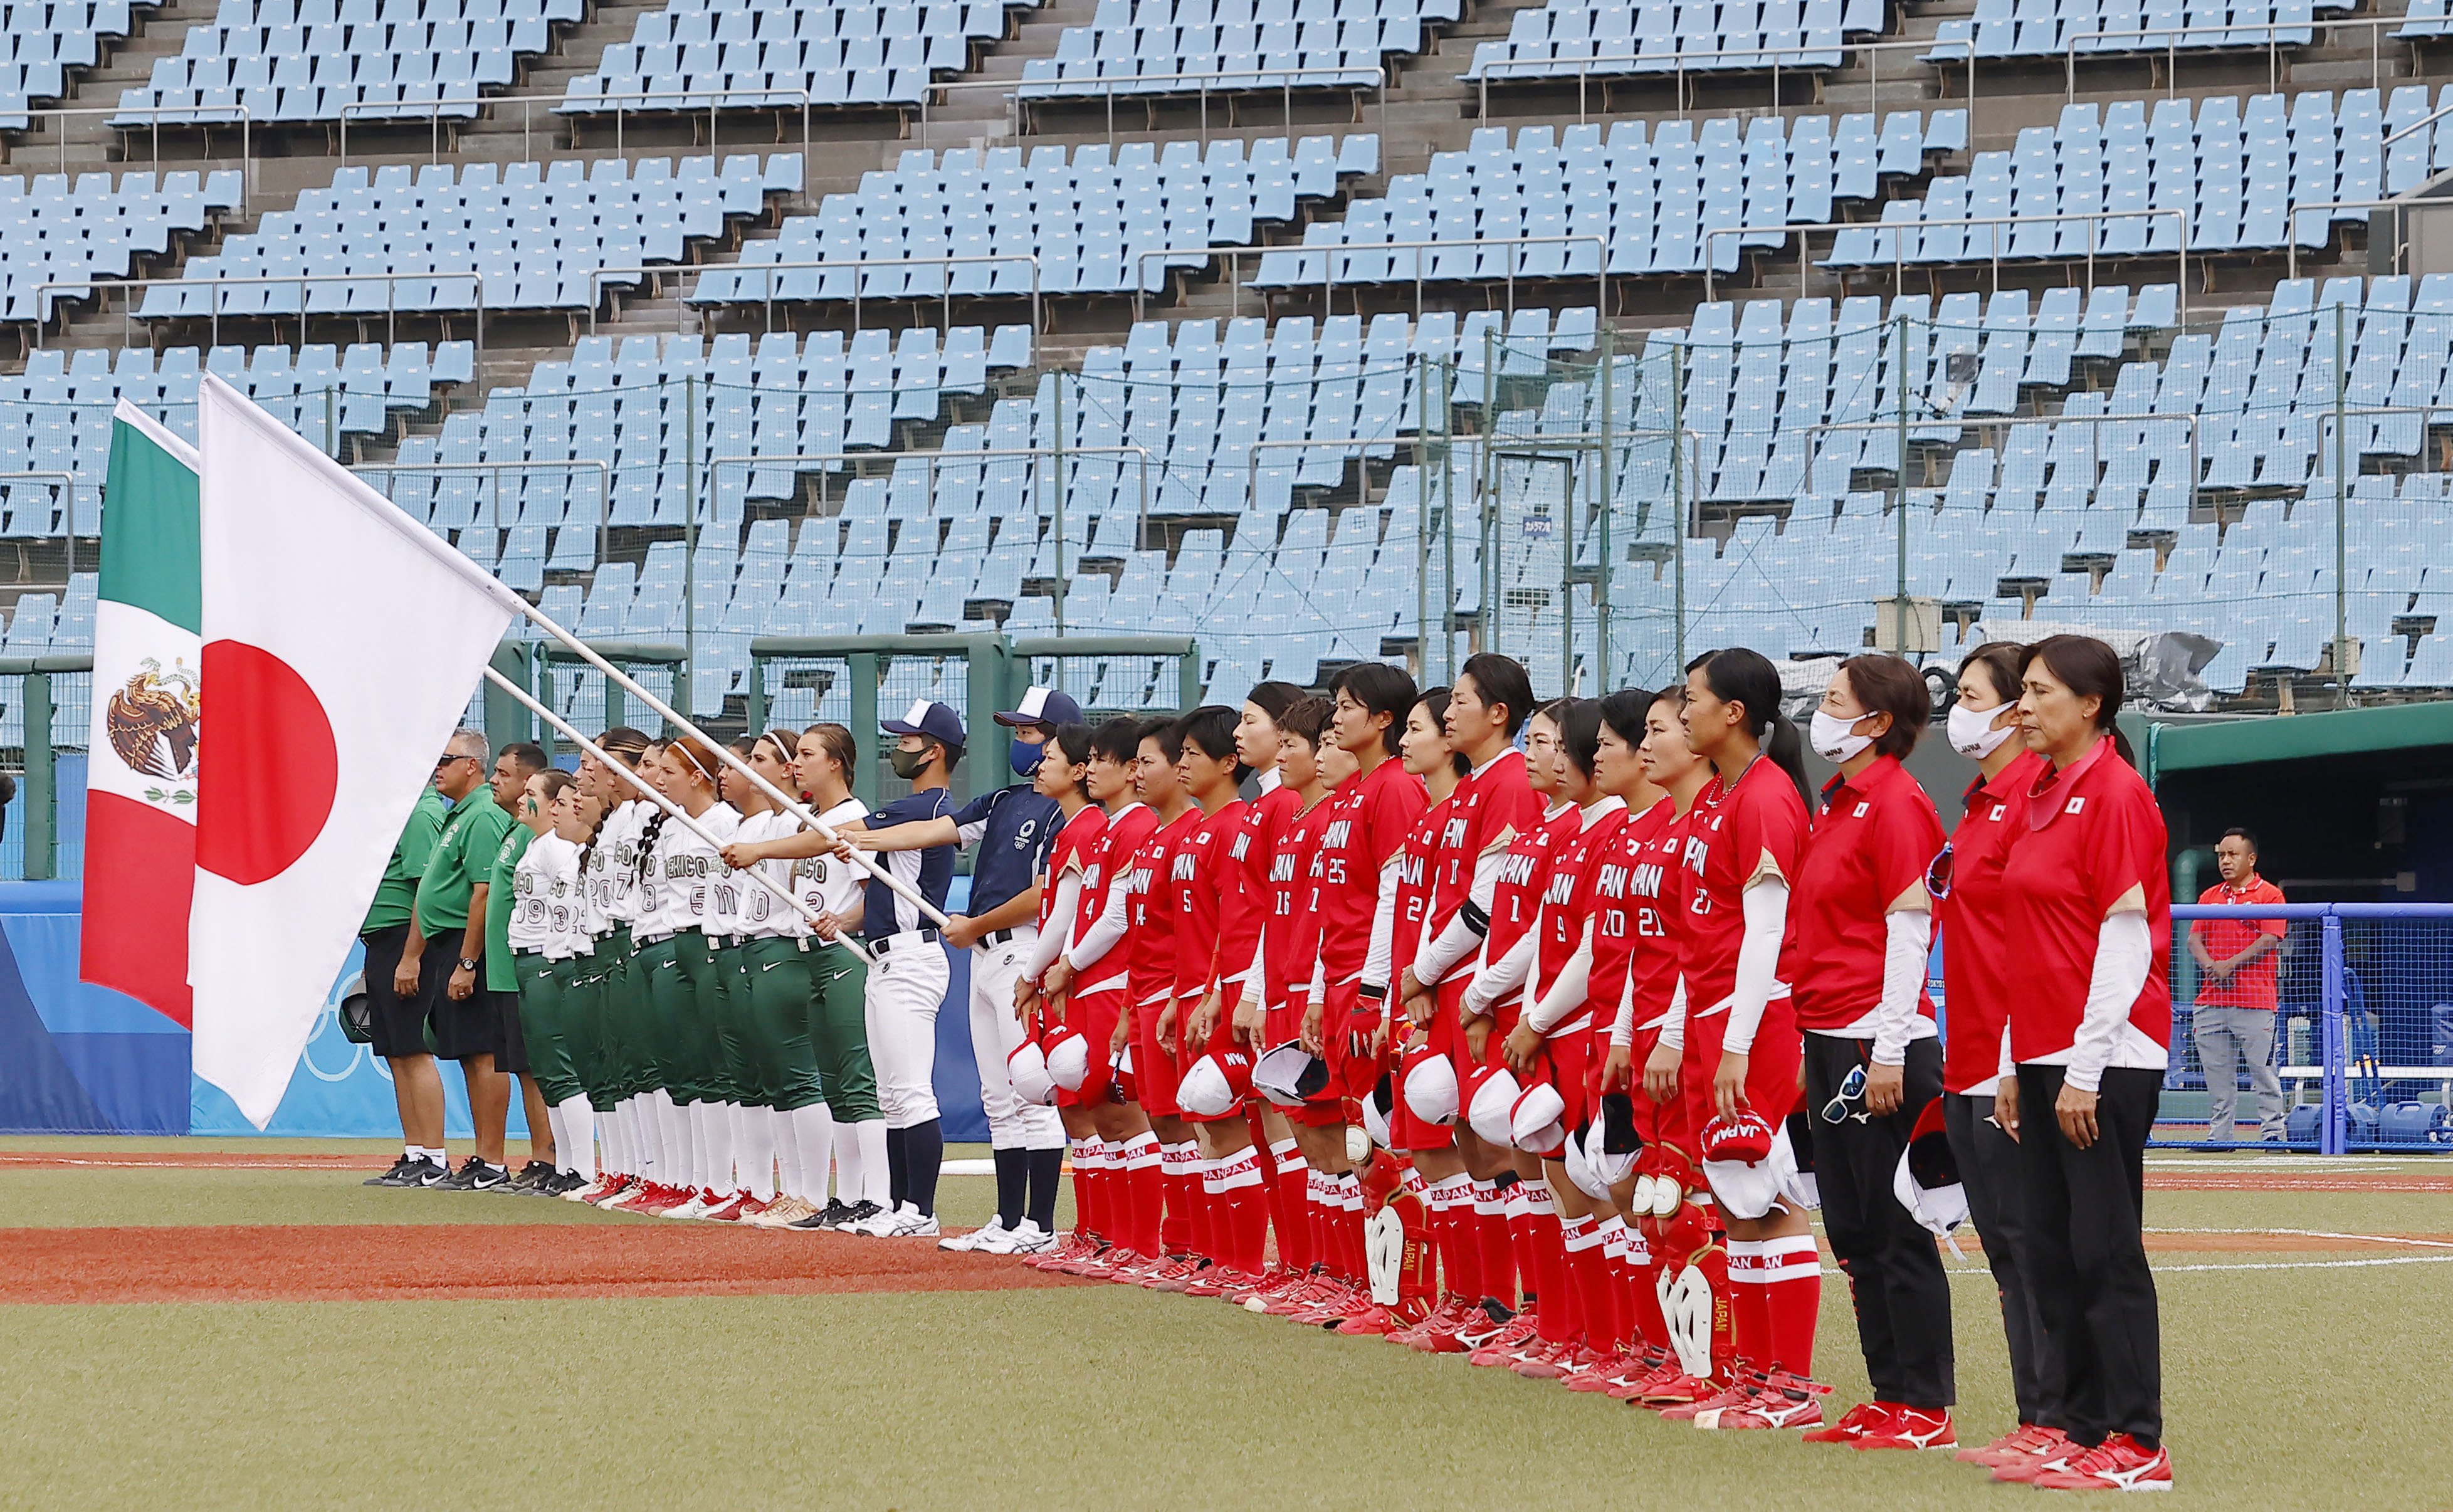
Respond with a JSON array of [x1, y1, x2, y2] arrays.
[[970, 928, 1065, 1150], [864, 933, 949, 1130]]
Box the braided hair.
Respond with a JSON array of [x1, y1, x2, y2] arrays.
[[629, 738, 672, 894]]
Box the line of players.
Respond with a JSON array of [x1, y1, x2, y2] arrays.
[[987, 644, 2173, 1495]]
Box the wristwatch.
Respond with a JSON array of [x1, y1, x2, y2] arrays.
[[458, 957, 480, 973]]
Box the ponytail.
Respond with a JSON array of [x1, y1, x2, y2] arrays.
[[1763, 712, 1815, 811], [1696, 646, 1814, 811]]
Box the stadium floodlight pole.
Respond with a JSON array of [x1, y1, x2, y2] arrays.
[[480, 665, 879, 967], [504, 599, 955, 930]]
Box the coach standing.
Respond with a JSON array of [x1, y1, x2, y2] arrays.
[[850, 699, 963, 1236], [849, 686, 1078, 1251], [363, 779, 454, 1187], [397, 728, 519, 1192], [2187, 828, 2288, 1143]]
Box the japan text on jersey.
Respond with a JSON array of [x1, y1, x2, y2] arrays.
[[1495, 849, 1543, 893]]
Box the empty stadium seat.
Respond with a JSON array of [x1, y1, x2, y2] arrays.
[[562, 0, 1009, 113], [1019, 0, 1451, 98]]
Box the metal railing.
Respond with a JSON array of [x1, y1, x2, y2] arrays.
[[1702, 209, 2192, 321], [1001, 61, 1390, 146], [655, 252, 1044, 332], [347, 457, 611, 566], [339, 85, 814, 169], [0, 471, 85, 588], [2062, 13, 2406, 102], [0, 653, 90, 881], [33, 270, 487, 376], [1475, 35, 1977, 131], [1133, 233, 1609, 323], [19, 103, 255, 214], [2286, 197, 2438, 280]]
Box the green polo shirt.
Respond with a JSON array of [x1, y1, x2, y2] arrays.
[[483, 821, 537, 993], [363, 788, 451, 933], [414, 785, 515, 942]]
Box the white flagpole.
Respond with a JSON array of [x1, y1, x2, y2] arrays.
[[505, 599, 955, 930], [483, 667, 878, 967]]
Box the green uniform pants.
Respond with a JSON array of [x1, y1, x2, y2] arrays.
[[557, 950, 617, 1113], [634, 934, 687, 1101], [706, 937, 760, 1106], [736, 935, 829, 1111], [515, 952, 582, 1106], [807, 942, 878, 1122]]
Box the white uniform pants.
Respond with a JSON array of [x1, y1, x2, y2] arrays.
[[970, 928, 1066, 1150], [865, 933, 950, 1130]]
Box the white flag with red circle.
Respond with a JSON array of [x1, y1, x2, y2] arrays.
[[189, 374, 526, 1126]]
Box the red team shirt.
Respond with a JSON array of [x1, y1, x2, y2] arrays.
[[1174, 799, 1250, 1078], [1479, 802, 1584, 1027], [1997, 742, 2173, 1066], [1128, 809, 1203, 1005], [2189, 874, 2287, 1011], [1543, 800, 1634, 1036], [1786, 755, 1945, 1035], [1310, 758, 1428, 985], [1589, 797, 1682, 1036], [1935, 751, 2044, 1095], [1075, 802, 1158, 997], [1675, 756, 1812, 1121], [1037, 804, 1108, 935], [1423, 752, 1547, 996], [1262, 794, 1332, 1022], [1393, 797, 1448, 985], [1216, 780, 1300, 1006]]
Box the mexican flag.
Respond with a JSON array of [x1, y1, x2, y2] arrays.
[[189, 375, 525, 1126], [81, 402, 203, 1028]]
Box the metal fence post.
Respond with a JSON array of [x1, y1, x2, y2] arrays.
[[744, 654, 766, 736], [24, 670, 53, 881], [483, 643, 532, 753], [848, 651, 880, 809], [2321, 911, 2347, 1155]]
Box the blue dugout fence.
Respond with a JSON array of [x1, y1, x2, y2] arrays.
[[2161, 903, 2453, 1155]]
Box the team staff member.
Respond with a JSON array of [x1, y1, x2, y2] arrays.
[[863, 701, 962, 1234], [849, 686, 1080, 1252], [1993, 636, 2175, 1494], [363, 777, 454, 1188], [1037, 717, 1162, 1274], [2187, 828, 2288, 1144], [1786, 656, 1953, 1446], [473, 742, 552, 1190], [396, 728, 518, 1192], [1930, 642, 2068, 1470], [1671, 649, 1819, 1424]]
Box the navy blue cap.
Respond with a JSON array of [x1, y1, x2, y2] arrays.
[[882, 698, 966, 747], [994, 685, 1084, 728]]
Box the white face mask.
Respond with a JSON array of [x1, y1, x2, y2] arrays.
[[1809, 708, 1874, 764], [1948, 701, 2017, 760]]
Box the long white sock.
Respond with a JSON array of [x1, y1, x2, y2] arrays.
[[544, 1105, 568, 1172], [840, 1118, 890, 1207], [556, 1096, 597, 1181], [668, 1099, 697, 1190], [740, 1106, 777, 1201], [791, 1103, 835, 1200], [832, 1120, 864, 1207], [776, 1106, 805, 1197]]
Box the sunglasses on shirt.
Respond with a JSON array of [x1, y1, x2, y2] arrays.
[[1924, 843, 1955, 901]]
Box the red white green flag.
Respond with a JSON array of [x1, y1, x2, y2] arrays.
[[81, 401, 203, 1027]]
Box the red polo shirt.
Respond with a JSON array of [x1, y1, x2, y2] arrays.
[[1936, 750, 2047, 1094], [1787, 755, 1946, 1036], [2190, 874, 2287, 1011]]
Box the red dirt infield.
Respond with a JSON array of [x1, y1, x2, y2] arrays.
[[0, 1224, 1092, 1306]]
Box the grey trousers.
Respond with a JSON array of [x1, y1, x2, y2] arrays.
[[2193, 1004, 2282, 1140]]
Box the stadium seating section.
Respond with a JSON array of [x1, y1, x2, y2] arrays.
[[5, 0, 2453, 722]]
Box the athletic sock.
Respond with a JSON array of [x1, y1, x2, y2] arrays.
[[1158, 1141, 1199, 1256], [1195, 1156, 1226, 1264], [991, 1147, 1027, 1230], [903, 1117, 944, 1217], [1547, 1215, 1594, 1345], [1523, 1178, 1564, 1322], [1503, 1177, 1538, 1311], [1426, 1174, 1474, 1301], [706, 1102, 740, 1194], [1760, 1232, 1823, 1377], [788, 1103, 834, 1201], [1725, 1239, 1769, 1376], [1121, 1132, 1164, 1258], [1623, 1224, 1670, 1352], [1267, 1138, 1305, 1272], [885, 1125, 909, 1210], [1335, 1172, 1366, 1283], [829, 1118, 864, 1207], [1592, 1215, 1632, 1353], [1218, 1148, 1268, 1275], [1303, 1170, 1332, 1276], [1474, 1180, 1515, 1308], [555, 1096, 597, 1182], [740, 1106, 777, 1202], [1025, 1146, 1064, 1233]]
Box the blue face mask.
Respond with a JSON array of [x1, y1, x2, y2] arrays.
[[1010, 736, 1042, 778]]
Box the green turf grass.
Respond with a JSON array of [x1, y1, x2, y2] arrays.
[[3, 1255, 2448, 1511]]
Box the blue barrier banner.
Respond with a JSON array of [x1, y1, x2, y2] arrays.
[[0, 879, 992, 1142]]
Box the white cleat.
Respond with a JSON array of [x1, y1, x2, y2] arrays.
[[940, 1217, 1006, 1252], [972, 1219, 1056, 1255], [887, 1208, 942, 1238], [664, 1192, 713, 1221]]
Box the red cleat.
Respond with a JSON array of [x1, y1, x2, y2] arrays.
[[1391, 1295, 1467, 1350], [1711, 1369, 1833, 1431], [1802, 1401, 1896, 1445], [1853, 1405, 1955, 1451], [1657, 1373, 1751, 1420], [2029, 1434, 2172, 1493], [1563, 1349, 1643, 1394], [698, 1192, 750, 1222], [1466, 1311, 1542, 1367], [1989, 1427, 2079, 1484], [1142, 1255, 1209, 1293], [1508, 1338, 1580, 1380]]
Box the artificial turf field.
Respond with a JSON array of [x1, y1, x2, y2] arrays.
[[2, 1138, 2447, 1511]]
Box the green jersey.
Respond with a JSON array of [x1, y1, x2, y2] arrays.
[[414, 785, 516, 942], [483, 822, 538, 992], [364, 787, 451, 933]]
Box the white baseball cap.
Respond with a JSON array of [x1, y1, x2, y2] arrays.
[[1253, 1042, 1329, 1108], [1463, 1064, 1521, 1147], [1893, 1100, 1966, 1239], [1358, 1076, 1394, 1150], [1043, 1028, 1091, 1092], [1400, 1044, 1460, 1126], [1007, 1040, 1056, 1106], [1177, 1049, 1256, 1120], [1509, 1080, 1568, 1156]]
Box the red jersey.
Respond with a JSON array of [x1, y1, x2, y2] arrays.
[[1262, 793, 1332, 1007], [1542, 800, 1634, 1031], [1936, 752, 2043, 1093], [1125, 807, 1199, 1004], [1394, 796, 1449, 970], [1590, 797, 1682, 1027], [2189, 874, 2287, 1011], [1427, 748, 1548, 941], [1310, 757, 1427, 980], [1074, 801, 1157, 995], [1172, 798, 1249, 999], [1999, 742, 2172, 1065], [1217, 779, 1300, 995], [1675, 755, 1810, 1024], [1036, 804, 1107, 935], [1787, 755, 1945, 1035], [1480, 802, 1582, 1012]]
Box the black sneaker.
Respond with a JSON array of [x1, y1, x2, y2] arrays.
[[834, 1199, 886, 1231], [792, 1198, 852, 1231], [438, 1157, 508, 1192], [403, 1156, 451, 1188], [365, 1155, 415, 1187], [509, 1161, 556, 1194]]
